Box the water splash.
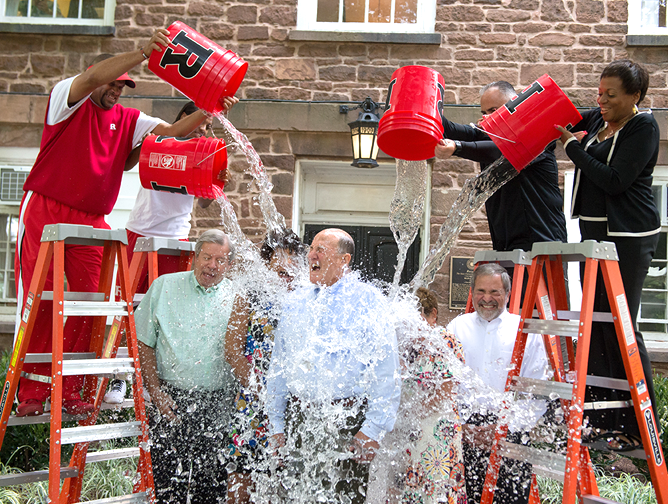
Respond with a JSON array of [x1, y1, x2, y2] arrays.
[[409, 157, 518, 291], [389, 160, 428, 286]]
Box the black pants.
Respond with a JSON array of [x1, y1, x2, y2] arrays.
[[148, 384, 230, 504], [579, 222, 660, 434]]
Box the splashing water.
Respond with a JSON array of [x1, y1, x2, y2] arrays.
[[389, 160, 428, 286], [409, 157, 518, 291]]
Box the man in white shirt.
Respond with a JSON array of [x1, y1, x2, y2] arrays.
[[447, 262, 549, 504]]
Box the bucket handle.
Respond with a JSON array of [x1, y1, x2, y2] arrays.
[[470, 123, 517, 144], [196, 143, 237, 166]]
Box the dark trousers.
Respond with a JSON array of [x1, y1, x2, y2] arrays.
[[580, 222, 659, 434], [148, 384, 230, 504]]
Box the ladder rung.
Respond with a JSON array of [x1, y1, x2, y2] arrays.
[[40, 291, 107, 302], [133, 293, 145, 304], [585, 375, 630, 391], [584, 399, 633, 411], [497, 440, 566, 483], [473, 249, 531, 266], [522, 319, 579, 337], [530, 240, 618, 261], [63, 301, 128, 316], [41, 224, 128, 246], [582, 495, 624, 504], [557, 310, 614, 323], [6, 399, 135, 426], [510, 376, 573, 399], [61, 421, 142, 445], [134, 236, 195, 254], [0, 466, 77, 486], [25, 352, 97, 363], [73, 492, 148, 504], [86, 447, 140, 463], [62, 358, 135, 376]]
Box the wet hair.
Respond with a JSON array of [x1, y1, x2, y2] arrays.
[[416, 287, 438, 318], [600, 60, 650, 105], [175, 101, 199, 123], [195, 229, 235, 261], [480, 80, 516, 101], [259, 229, 307, 264], [471, 262, 511, 294]]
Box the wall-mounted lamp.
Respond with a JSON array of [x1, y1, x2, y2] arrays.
[[340, 97, 382, 168]]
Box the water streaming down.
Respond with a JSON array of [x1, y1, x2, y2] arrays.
[[389, 160, 428, 286], [409, 157, 519, 292]]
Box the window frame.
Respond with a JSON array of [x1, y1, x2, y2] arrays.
[[296, 0, 436, 34], [0, 0, 115, 27], [628, 0, 668, 37]]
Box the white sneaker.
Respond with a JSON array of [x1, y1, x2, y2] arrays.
[[103, 379, 127, 404]]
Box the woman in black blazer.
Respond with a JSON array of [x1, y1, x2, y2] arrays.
[[556, 60, 660, 443]]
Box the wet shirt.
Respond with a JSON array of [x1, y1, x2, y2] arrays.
[[266, 273, 401, 442], [136, 271, 236, 391]]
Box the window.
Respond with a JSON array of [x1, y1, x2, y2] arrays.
[[0, 0, 115, 27], [628, 0, 668, 36], [297, 0, 436, 33], [0, 210, 19, 302], [638, 170, 668, 335]]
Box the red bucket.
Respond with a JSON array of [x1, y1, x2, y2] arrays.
[[139, 135, 227, 198], [479, 74, 582, 171], [377, 66, 446, 161], [148, 21, 248, 115]]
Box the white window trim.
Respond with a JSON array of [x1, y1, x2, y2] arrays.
[[297, 0, 436, 33], [628, 0, 668, 36], [0, 0, 115, 26]]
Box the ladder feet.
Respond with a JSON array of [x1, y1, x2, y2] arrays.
[[16, 399, 44, 417]]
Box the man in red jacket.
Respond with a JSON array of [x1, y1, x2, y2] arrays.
[[16, 28, 213, 417]]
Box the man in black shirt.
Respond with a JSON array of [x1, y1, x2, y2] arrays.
[[435, 81, 567, 252]]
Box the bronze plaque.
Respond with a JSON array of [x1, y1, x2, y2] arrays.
[[449, 256, 475, 310]]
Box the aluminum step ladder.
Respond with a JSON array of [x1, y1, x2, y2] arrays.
[[480, 240, 668, 504], [0, 224, 154, 504]]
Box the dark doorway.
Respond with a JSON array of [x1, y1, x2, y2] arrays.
[[303, 224, 421, 285]]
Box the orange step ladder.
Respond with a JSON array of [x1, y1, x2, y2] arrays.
[[480, 240, 668, 504], [0, 224, 154, 503]]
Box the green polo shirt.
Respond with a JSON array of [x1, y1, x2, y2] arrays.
[[136, 271, 236, 392]]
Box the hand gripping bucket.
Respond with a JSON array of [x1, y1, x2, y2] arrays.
[[148, 21, 248, 115], [139, 135, 227, 199], [377, 66, 446, 161], [479, 74, 582, 171]]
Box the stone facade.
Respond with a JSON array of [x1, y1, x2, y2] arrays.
[[0, 0, 667, 329]]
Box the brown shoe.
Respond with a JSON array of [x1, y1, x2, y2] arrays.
[[63, 399, 94, 416], [16, 399, 44, 417]]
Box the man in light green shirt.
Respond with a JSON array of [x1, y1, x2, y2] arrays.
[[136, 229, 237, 504]]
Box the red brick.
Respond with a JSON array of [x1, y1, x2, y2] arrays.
[[486, 9, 531, 22], [454, 49, 494, 61], [358, 65, 395, 82], [471, 68, 518, 86], [116, 26, 154, 38], [543, 49, 562, 61], [238, 26, 270, 40], [479, 33, 516, 44], [279, 87, 311, 100], [497, 47, 541, 63], [578, 34, 625, 46], [314, 91, 348, 101], [114, 4, 133, 19], [438, 5, 485, 21], [350, 88, 381, 102], [251, 44, 295, 57], [576, 0, 604, 23], [275, 59, 314, 80], [100, 39, 136, 54], [607, 1, 627, 22], [299, 81, 332, 91], [434, 66, 472, 85], [512, 22, 552, 33], [227, 5, 257, 23], [466, 23, 492, 32], [148, 5, 183, 13], [297, 43, 338, 58], [594, 23, 627, 33], [319, 65, 356, 82], [245, 87, 279, 99], [567, 23, 592, 33], [200, 22, 235, 40], [520, 63, 574, 86], [528, 33, 575, 46], [508, 0, 539, 8], [540, 0, 572, 21], [30, 54, 65, 77], [447, 33, 477, 44], [564, 48, 605, 62], [136, 12, 165, 25], [0, 55, 28, 73], [259, 6, 296, 26], [60, 37, 101, 53]]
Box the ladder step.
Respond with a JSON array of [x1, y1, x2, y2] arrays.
[[41, 224, 128, 246], [497, 440, 566, 483], [86, 447, 140, 463], [585, 375, 630, 391], [61, 421, 142, 445], [582, 495, 624, 504], [0, 466, 77, 486], [473, 249, 531, 267], [73, 492, 148, 504], [583, 399, 633, 411], [134, 236, 195, 254], [530, 240, 618, 261], [7, 399, 135, 426], [62, 358, 135, 376], [510, 376, 573, 399], [64, 301, 128, 316], [522, 319, 579, 337], [25, 352, 96, 363], [40, 291, 107, 302], [557, 310, 614, 323]]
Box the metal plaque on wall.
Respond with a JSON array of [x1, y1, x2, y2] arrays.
[[449, 256, 475, 310]]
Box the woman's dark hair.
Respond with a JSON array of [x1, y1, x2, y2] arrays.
[[260, 230, 307, 263], [600, 60, 650, 105], [175, 101, 199, 122]]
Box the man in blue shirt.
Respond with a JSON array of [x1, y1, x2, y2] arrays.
[[137, 229, 237, 504], [266, 228, 401, 504]]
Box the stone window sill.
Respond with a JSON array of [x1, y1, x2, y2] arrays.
[[627, 34, 668, 46], [289, 30, 441, 45], [0, 23, 114, 35]]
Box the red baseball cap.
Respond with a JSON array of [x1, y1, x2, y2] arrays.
[[86, 66, 136, 88]]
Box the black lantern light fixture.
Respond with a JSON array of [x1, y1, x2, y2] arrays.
[[340, 97, 382, 168]]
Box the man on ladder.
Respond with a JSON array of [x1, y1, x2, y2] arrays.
[[447, 263, 550, 504], [14, 27, 214, 417]]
